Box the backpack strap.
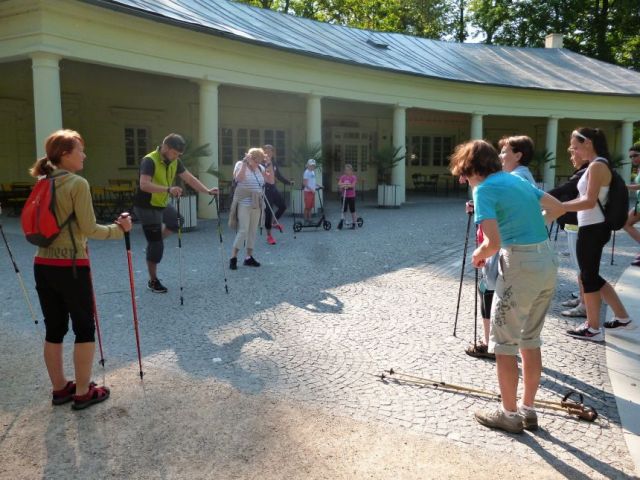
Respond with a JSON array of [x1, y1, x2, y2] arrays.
[[593, 157, 611, 221], [48, 171, 78, 275]]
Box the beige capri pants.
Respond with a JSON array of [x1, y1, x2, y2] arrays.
[[490, 240, 558, 355], [232, 204, 262, 251]]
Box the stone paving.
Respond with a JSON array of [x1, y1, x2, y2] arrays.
[[1, 193, 638, 479]]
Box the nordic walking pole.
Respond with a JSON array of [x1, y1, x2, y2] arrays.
[[292, 187, 298, 240], [473, 225, 478, 349], [210, 193, 230, 294], [123, 220, 144, 380], [610, 230, 616, 265], [177, 196, 184, 306], [85, 246, 106, 368], [0, 219, 42, 338], [453, 211, 473, 337]]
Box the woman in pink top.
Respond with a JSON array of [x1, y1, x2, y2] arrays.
[[338, 164, 358, 229]]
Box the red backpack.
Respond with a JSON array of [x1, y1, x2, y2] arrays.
[[21, 172, 72, 247]]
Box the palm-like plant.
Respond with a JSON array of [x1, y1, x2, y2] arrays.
[[371, 145, 405, 184]]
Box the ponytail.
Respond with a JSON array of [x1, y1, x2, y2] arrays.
[[573, 127, 611, 160], [28, 129, 84, 178], [29, 157, 54, 178]]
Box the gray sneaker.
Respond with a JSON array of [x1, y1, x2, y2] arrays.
[[561, 305, 587, 317], [518, 406, 538, 431], [561, 298, 580, 308], [474, 407, 523, 434]]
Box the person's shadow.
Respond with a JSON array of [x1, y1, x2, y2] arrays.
[[291, 291, 344, 314], [175, 329, 273, 395]]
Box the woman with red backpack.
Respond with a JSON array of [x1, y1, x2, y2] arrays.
[[29, 129, 132, 410]]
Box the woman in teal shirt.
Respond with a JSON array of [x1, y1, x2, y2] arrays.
[[450, 139, 564, 434]]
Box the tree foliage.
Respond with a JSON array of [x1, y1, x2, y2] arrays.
[[234, 0, 640, 69]]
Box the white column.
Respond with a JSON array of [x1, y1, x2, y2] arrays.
[[392, 105, 406, 204], [31, 53, 62, 157], [619, 119, 635, 181], [544, 116, 559, 189], [307, 94, 322, 207], [470, 112, 483, 140], [197, 80, 220, 219]]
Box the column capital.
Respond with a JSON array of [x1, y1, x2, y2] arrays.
[[621, 118, 637, 124], [196, 78, 220, 89], [547, 115, 562, 121], [471, 111, 485, 117], [30, 52, 61, 67]]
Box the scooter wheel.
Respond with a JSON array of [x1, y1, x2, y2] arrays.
[[323, 220, 332, 231], [356, 217, 364, 228], [293, 222, 303, 233], [337, 220, 343, 230]]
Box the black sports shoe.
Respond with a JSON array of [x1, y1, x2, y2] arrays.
[[243, 256, 261, 267], [229, 257, 238, 270], [566, 322, 603, 342], [148, 278, 168, 293], [604, 318, 634, 329]]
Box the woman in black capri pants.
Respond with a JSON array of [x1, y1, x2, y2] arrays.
[[562, 128, 633, 342], [30, 129, 132, 409]]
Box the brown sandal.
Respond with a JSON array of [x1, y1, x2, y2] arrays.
[[465, 343, 496, 360], [71, 384, 110, 410]]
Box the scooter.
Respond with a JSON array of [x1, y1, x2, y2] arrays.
[[293, 187, 331, 232], [336, 187, 363, 230]]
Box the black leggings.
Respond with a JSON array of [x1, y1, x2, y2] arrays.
[[343, 197, 356, 213], [34, 264, 95, 344], [576, 222, 611, 293], [264, 187, 286, 229]]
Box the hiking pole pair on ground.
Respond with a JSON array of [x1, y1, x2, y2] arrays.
[[379, 368, 598, 422]]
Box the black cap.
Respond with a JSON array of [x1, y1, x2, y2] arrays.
[[163, 133, 186, 153]]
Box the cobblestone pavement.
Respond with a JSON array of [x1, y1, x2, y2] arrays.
[[1, 193, 638, 478]]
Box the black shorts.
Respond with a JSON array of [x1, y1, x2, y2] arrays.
[[34, 264, 95, 344], [343, 197, 356, 213], [480, 288, 494, 319]]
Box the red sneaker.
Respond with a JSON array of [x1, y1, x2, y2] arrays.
[[267, 234, 276, 245]]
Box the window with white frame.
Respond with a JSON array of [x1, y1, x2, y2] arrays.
[[406, 135, 454, 167], [221, 127, 287, 166], [124, 127, 150, 166]]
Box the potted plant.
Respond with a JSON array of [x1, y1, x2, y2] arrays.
[[175, 141, 219, 230], [530, 149, 555, 189], [371, 145, 404, 207]]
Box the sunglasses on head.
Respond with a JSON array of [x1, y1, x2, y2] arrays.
[[630, 153, 640, 159], [571, 131, 588, 143]]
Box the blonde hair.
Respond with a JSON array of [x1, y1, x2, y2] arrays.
[[247, 147, 265, 161], [29, 129, 84, 177]]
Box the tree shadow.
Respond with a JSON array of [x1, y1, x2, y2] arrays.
[[518, 428, 633, 480]]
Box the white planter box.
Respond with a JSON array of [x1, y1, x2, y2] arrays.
[[170, 195, 197, 231], [377, 184, 401, 207]]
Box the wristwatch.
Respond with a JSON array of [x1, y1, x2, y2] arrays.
[[167, 187, 171, 193]]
